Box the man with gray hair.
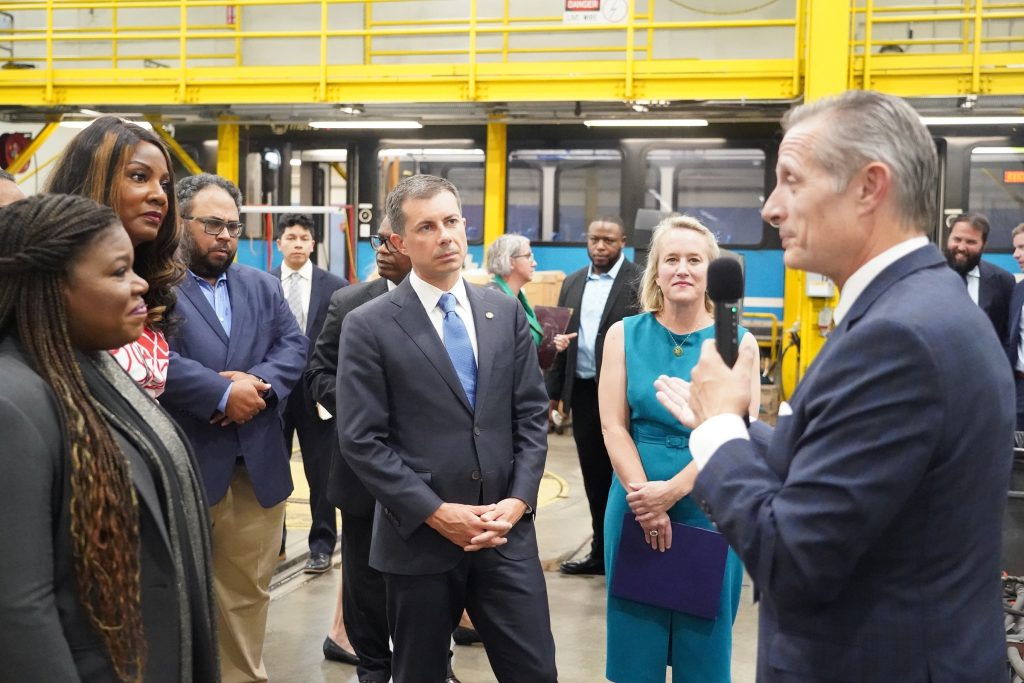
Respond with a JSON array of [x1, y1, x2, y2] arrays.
[[162, 173, 307, 683], [657, 90, 1013, 681]]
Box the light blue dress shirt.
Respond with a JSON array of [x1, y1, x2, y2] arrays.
[[190, 270, 234, 412], [575, 253, 625, 379]]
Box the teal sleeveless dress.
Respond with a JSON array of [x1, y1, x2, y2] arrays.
[[604, 313, 745, 683]]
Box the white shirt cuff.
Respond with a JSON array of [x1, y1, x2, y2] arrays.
[[690, 413, 750, 471]]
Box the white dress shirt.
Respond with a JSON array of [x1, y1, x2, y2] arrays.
[[965, 264, 980, 305], [408, 271, 479, 361], [689, 235, 930, 470], [280, 259, 313, 321]]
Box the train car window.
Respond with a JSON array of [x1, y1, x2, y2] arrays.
[[377, 148, 486, 243], [968, 147, 1024, 251], [509, 149, 622, 243], [507, 164, 543, 240], [643, 148, 766, 247]]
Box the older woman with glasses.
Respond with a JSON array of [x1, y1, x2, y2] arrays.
[[485, 233, 574, 352]]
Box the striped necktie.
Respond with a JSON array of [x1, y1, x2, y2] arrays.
[[286, 271, 306, 331]]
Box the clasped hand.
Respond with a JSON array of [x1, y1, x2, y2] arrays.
[[210, 371, 272, 426], [427, 498, 527, 552], [626, 480, 687, 522]]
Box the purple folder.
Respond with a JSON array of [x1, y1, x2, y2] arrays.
[[609, 513, 729, 620]]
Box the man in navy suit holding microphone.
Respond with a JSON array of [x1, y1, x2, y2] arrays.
[[658, 91, 1014, 681]]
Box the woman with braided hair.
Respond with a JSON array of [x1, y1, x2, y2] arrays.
[[48, 115, 184, 397], [0, 194, 218, 682]]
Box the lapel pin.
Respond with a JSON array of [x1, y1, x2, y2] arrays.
[[485, 311, 494, 319]]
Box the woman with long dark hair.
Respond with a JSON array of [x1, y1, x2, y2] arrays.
[[47, 116, 184, 397], [0, 194, 217, 682]]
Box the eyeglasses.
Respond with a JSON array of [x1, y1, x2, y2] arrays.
[[512, 252, 534, 260], [185, 215, 245, 238], [369, 233, 398, 253]]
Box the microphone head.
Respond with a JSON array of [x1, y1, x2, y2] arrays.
[[707, 257, 744, 302]]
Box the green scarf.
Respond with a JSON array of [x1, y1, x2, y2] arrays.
[[492, 275, 543, 347]]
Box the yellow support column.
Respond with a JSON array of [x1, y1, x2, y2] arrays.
[[217, 116, 240, 184], [780, 0, 849, 396], [483, 121, 507, 255]]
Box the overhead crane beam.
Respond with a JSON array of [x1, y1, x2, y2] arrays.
[[145, 115, 203, 176]]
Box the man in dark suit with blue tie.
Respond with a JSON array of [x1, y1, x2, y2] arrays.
[[271, 213, 347, 574], [162, 173, 307, 683], [337, 175, 557, 683], [657, 91, 1014, 681]]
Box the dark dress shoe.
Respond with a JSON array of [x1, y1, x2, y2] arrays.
[[445, 676, 462, 683], [560, 553, 605, 575], [452, 626, 482, 646], [323, 636, 360, 665], [304, 552, 331, 574]]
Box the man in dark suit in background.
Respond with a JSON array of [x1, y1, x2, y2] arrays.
[[306, 216, 412, 681], [162, 173, 307, 683], [658, 90, 1013, 682], [337, 175, 556, 683], [547, 216, 641, 575], [1004, 222, 1024, 430], [271, 213, 347, 574], [944, 211, 1015, 342]]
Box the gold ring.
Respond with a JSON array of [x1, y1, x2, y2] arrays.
[[649, 530, 659, 537]]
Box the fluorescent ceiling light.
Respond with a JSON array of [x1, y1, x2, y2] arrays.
[[920, 116, 1024, 126], [378, 148, 484, 158], [970, 147, 1024, 155], [289, 158, 302, 166], [309, 120, 422, 129], [584, 118, 708, 128], [60, 119, 152, 130]]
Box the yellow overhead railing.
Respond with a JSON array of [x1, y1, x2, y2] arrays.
[[851, 0, 1024, 95], [0, 0, 803, 105]]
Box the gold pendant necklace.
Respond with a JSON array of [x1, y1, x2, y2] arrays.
[[665, 327, 692, 357]]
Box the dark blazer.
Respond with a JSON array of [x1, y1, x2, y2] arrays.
[[978, 259, 1015, 343], [306, 277, 390, 517], [545, 258, 642, 406], [270, 264, 347, 413], [694, 245, 1014, 682], [0, 337, 214, 682], [163, 264, 307, 507], [1006, 279, 1024, 367], [337, 279, 549, 575]]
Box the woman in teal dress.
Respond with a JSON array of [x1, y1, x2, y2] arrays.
[[598, 215, 761, 683]]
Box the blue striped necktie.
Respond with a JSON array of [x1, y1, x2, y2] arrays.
[[438, 292, 477, 407]]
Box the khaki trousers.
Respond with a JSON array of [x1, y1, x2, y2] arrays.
[[209, 465, 287, 683]]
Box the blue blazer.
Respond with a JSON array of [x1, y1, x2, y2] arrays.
[[337, 279, 549, 575], [1005, 278, 1024, 369], [977, 259, 1015, 344], [694, 245, 1014, 682], [163, 264, 307, 507]]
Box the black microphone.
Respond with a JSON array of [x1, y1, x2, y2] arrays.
[[708, 257, 745, 368]]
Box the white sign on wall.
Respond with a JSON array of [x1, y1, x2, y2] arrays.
[[563, 0, 629, 25]]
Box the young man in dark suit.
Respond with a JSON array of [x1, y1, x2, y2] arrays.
[[1004, 222, 1024, 430], [271, 213, 348, 573], [162, 173, 307, 682], [660, 90, 1013, 682], [943, 211, 1015, 343], [337, 175, 556, 683], [546, 216, 642, 575]]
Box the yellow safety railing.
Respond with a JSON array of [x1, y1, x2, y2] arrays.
[[850, 0, 1024, 95], [0, 0, 803, 105]]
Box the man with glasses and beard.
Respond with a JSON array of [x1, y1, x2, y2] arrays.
[[944, 212, 1015, 343], [162, 173, 307, 683]]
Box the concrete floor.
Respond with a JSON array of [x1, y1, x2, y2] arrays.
[[264, 432, 759, 682]]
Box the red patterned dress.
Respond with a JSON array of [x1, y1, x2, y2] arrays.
[[110, 326, 169, 398]]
